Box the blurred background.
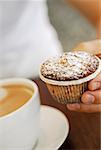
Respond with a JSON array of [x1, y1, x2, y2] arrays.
[[0, 0, 98, 78], [47, 0, 96, 51]]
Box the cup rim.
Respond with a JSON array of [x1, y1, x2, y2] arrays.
[[39, 56, 101, 86], [0, 78, 38, 120]]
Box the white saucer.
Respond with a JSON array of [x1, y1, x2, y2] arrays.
[[35, 105, 69, 150]]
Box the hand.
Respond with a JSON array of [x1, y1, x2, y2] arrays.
[[67, 40, 101, 113], [67, 73, 101, 113]]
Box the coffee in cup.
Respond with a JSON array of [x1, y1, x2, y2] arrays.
[[0, 84, 34, 117]]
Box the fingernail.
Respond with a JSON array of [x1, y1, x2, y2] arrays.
[[67, 104, 80, 110], [91, 82, 101, 90], [82, 93, 95, 104]]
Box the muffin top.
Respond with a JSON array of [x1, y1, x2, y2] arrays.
[[41, 51, 99, 81]]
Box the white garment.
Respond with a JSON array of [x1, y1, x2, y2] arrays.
[[0, 0, 62, 78]]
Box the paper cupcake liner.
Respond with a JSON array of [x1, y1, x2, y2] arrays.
[[39, 56, 101, 104], [46, 82, 88, 104]]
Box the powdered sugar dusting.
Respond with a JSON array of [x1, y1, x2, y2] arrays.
[[41, 51, 99, 81]]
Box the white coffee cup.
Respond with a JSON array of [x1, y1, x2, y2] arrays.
[[0, 78, 40, 150]]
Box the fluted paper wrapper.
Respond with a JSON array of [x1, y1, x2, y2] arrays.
[[46, 82, 87, 104], [39, 56, 101, 104]]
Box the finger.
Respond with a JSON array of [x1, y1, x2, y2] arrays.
[[88, 73, 101, 91], [67, 103, 101, 113], [81, 90, 101, 104]]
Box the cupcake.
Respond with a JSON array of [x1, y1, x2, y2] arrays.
[[39, 51, 101, 104]]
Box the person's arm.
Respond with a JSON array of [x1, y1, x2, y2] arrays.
[[67, 0, 101, 38], [67, 0, 100, 27]]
